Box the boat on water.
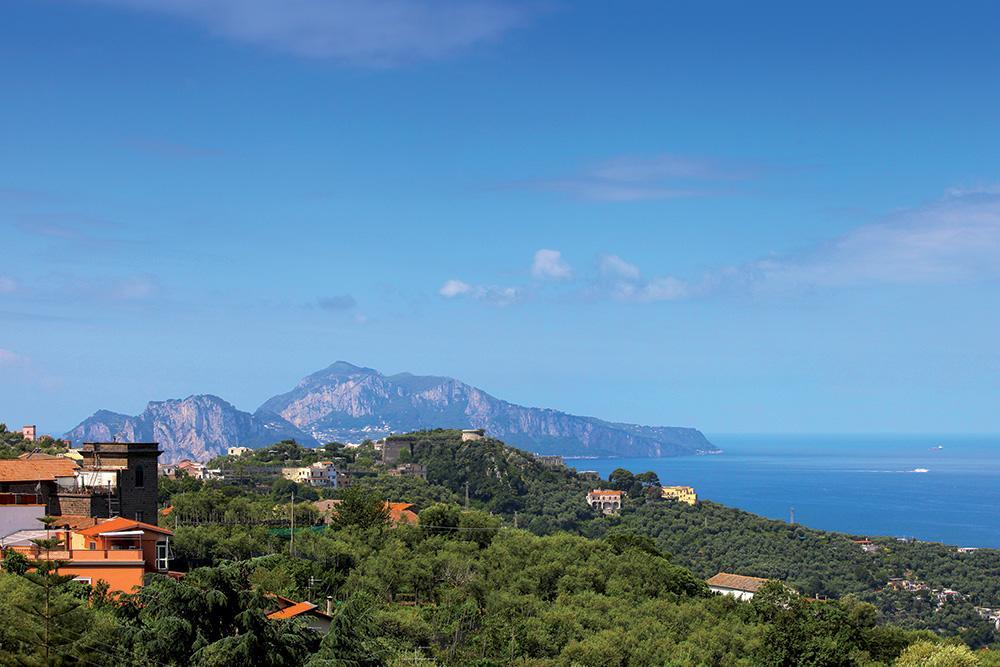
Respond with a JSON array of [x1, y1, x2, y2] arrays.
[[929, 444, 944, 451], [911, 468, 930, 473]]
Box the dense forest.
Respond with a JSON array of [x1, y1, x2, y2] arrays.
[[2, 429, 999, 665]]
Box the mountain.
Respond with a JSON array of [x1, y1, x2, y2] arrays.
[[66, 361, 715, 461], [65, 395, 317, 463], [258, 361, 715, 458]]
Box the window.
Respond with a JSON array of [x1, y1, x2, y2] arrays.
[[88, 541, 96, 550], [156, 541, 170, 571], [135, 465, 145, 488], [73, 577, 92, 585], [135, 511, 144, 522]]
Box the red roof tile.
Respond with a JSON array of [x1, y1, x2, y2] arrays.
[[706, 572, 771, 592], [0, 458, 78, 483], [76, 516, 173, 537], [267, 601, 323, 620]]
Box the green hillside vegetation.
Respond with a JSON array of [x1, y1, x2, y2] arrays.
[[6, 430, 996, 664]]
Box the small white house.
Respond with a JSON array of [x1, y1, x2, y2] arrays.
[[706, 573, 771, 601], [227, 446, 251, 457]]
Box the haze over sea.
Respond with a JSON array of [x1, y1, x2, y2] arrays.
[[581, 435, 1000, 549]]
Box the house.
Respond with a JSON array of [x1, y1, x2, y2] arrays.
[[537, 455, 566, 468], [387, 463, 427, 480], [707, 573, 771, 601], [586, 489, 622, 515], [0, 456, 80, 516], [461, 429, 485, 442], [227, 446, 251, 457], [661, 486, 698, 505], [2, 442, 162, 525], [175, 459, 207, 479], [851, 539, 880, 554], [313, 499, 419, 526], [281, 461, 338, 488], [266, 595, 333, 633], [1, 516, 173, 593], [21, 425, 37, 441]]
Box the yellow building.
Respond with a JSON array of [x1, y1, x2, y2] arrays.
[[661, 485, 697, 505]]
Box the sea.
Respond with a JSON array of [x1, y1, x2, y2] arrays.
[[576, 434, 1000, 549]]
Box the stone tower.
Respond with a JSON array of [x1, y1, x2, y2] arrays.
[[78, 442, 162, 525]]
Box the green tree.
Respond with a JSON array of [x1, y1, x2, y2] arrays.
[[895, 641, 980, 667], [330, 487, 390, 530]]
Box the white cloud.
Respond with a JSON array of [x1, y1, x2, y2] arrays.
[[598, 254, 640, 281], [439, 279, 474, 298], [531, 249, 572, 280], [87, 0, 533, 66], [747, 189, 1000, 290], [0, 276, 17, 294], [438, 279, 520, 305]]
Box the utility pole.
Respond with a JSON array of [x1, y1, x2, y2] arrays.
[[290, 490, 295, 556]]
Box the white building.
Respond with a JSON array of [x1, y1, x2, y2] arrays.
[[706, 573, 771, 601], [227, 446, 251, 457], [281, 461, 338, 488]]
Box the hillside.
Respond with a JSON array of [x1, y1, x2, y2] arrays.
[[65, 361, 715, 462], [365, 430, 1000, 640]]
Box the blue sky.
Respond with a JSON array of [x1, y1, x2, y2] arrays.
[[2, 0, 1000, 435]]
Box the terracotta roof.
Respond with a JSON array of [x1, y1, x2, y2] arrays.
[[76, 517, 174, 537], [588, 489, 622, 497], [0, 458, 79, 483], [387, 502, 418, 525], [706, 573, 770, 593], [266, 601, 327, 620]]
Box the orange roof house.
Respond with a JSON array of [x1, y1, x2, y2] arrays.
[[0, 457, 79, 483], [313, 499, 419, 526], [266, 594, 333, 633], [2, 517, 174, 593]]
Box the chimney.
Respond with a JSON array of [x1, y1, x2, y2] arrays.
[[326, 596, 333, 615]]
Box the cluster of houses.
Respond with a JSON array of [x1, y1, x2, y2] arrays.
[[0, 440, 333, 629], [586, 484, 699, 515]]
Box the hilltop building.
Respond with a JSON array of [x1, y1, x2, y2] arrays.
[[21, 425, 36, 441], [227, 446, 251, 457], [707, 573, 771, 601], [461, 429, 485, 442], [661, 486, 698, 505], [387, 462, 427, 480], [586, 489, 622, 515], [537, 455, 566, 468], [281, 461, 338, 488]]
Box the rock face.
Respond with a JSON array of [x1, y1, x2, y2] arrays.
[[258, 362, 715, 458], [65, 395, 316, 463], [66, 361, 715, 461]]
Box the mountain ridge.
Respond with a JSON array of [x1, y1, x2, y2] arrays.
[[66, 361, 716, 463]]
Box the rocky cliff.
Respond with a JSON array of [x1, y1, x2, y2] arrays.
[[258, 362, 715, 457], [66, 361, 715, 461], [65, 395, 317, 462]]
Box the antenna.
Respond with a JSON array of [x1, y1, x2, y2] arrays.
[[790, 506, 796, 525], [290, 490, 295, 556]]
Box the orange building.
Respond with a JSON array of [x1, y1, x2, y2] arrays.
[[2, 517, 173, 593]]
